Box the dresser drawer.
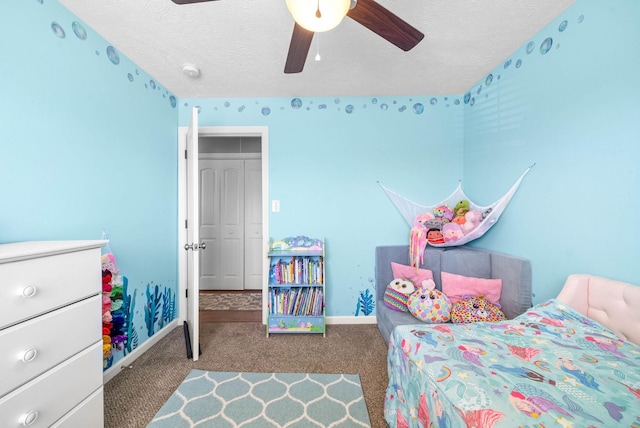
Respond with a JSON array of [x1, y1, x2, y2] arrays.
[[0, 295, 101, 397], [50, 387, 104, 428], [0, 248, 101, 329], [0, 341, 103, 428]]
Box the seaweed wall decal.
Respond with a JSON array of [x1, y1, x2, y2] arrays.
[[145, 283, 162, 336], [125, 281, 137, 355], [161, 286, 176, 327], [355, 289, 375, 316]]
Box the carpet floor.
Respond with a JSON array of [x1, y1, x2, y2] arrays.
[[199, 292, 262, 311], [104, 323, 389, 428]]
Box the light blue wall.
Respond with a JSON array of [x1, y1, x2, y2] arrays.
[[180, 98, 464, 315], [1, 0, 180, 368], [463, 0, 640, 302], [3, 0, 638, 335]]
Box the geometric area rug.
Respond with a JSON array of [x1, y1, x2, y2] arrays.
[[147, 370, 372, 427]]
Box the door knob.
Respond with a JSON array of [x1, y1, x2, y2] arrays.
[[184, 243, 194, 251], [198, 242, 206, 250]]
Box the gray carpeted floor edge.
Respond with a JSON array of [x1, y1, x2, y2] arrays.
[[104, 322, 389, 428]]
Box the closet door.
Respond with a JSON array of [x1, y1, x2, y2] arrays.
[[199, 159, 244, 290]]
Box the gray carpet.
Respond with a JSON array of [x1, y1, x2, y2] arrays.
[[199, 292, 261, 311], [104, 322, 389, 428]]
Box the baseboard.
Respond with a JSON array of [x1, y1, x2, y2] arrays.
[[326, 315, 377, 325], [102, 319, 179, 384]]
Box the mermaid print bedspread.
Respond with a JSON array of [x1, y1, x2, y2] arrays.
[[384, 299, 640, 427]]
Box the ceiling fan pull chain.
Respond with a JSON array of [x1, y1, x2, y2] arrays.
[[315, 0, 321, 18]]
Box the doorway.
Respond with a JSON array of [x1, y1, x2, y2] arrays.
[[178, 125, 270, 327], [198, 135, 262, 291]]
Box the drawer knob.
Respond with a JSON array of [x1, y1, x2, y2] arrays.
[[19, 348, 38, 363], [20, 285, 38, 298], [20, 411, 38, 426]]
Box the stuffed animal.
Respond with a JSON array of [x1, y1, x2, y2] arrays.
[[462, 210, 483, 234], [454, 200, 470, 217], [433, 204, 454, 222], [426, 228, 445, 245], [409, 213, 434, 270], [451, 295, 506, 323], [407, 279, 451, 323], [383, 278, 416, 312], [442, 223, 464, 243]]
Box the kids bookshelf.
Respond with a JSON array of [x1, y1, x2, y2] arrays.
[[267, 236, 325, 337]]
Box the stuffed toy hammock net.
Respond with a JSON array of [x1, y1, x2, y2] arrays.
[[379, 165, 533, 268]]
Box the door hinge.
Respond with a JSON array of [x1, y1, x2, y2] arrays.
[[185, 149, 187, 159], [186, 289, 188, 298], [185, 219, 188, 229]]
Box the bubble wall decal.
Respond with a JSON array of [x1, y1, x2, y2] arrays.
[[413, 103, 424, 114], [464, 92, 471, 104], [318, 104, 327, 109], [516, 59, 522, 68], [51, 22, 65, 38], [169, 96, 177, 108], [106, 46, 120, 65], [261, 107, 271, 116], [149, 80, 156, 90], [485, 74, 493, 85], [345, 105, 354, 114], [559, 20, 568, 32], [540, 38, 553, 55], [380, 103, 388, 111], [127, 73, 134, 82], [291, 98, 302, 109], [72, 22, 87, 40], [526, 41, 535, 54]]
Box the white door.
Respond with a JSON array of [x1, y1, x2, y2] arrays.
[[185, 108, 200, 361], [199, 159, 244, 290], [244, 159, 263, 289]]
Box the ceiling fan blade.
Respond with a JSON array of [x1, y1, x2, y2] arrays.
[[284, 23, 314, 74], [171, 0, 218, 4], [347, 0, 424, 51]]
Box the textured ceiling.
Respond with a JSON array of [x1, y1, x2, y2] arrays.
[[58, 0, 575, 99]]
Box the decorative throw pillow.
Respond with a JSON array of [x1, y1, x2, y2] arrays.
[[407, 280, 451, 323], [383, 278, 416, 312], [441, 271, 502, 305], [451, 295, 506, 323], [391, 262, 434, 288]]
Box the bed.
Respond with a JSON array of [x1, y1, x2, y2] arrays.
[[384, 274, 640, 427]]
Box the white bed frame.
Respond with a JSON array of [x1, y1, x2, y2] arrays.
[[557, 274, 640, 346]]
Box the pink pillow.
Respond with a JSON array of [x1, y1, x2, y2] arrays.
[[391, 262, 434, 287], [441, 271, 502, 305]]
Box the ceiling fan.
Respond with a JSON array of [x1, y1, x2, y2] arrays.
[[171, 0, 424, 74]]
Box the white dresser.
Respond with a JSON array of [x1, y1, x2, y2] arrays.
[[0, 240, 107, 427]]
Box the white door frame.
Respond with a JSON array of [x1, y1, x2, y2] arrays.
[[178, 126, 269, 325]]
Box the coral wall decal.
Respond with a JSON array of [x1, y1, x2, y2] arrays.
[[355, 289, 375, 316]]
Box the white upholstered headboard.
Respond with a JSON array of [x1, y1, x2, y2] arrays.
[[557, 274, 640, 346]]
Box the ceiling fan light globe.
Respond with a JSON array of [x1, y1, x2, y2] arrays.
[[286, 0, 350, 32]]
